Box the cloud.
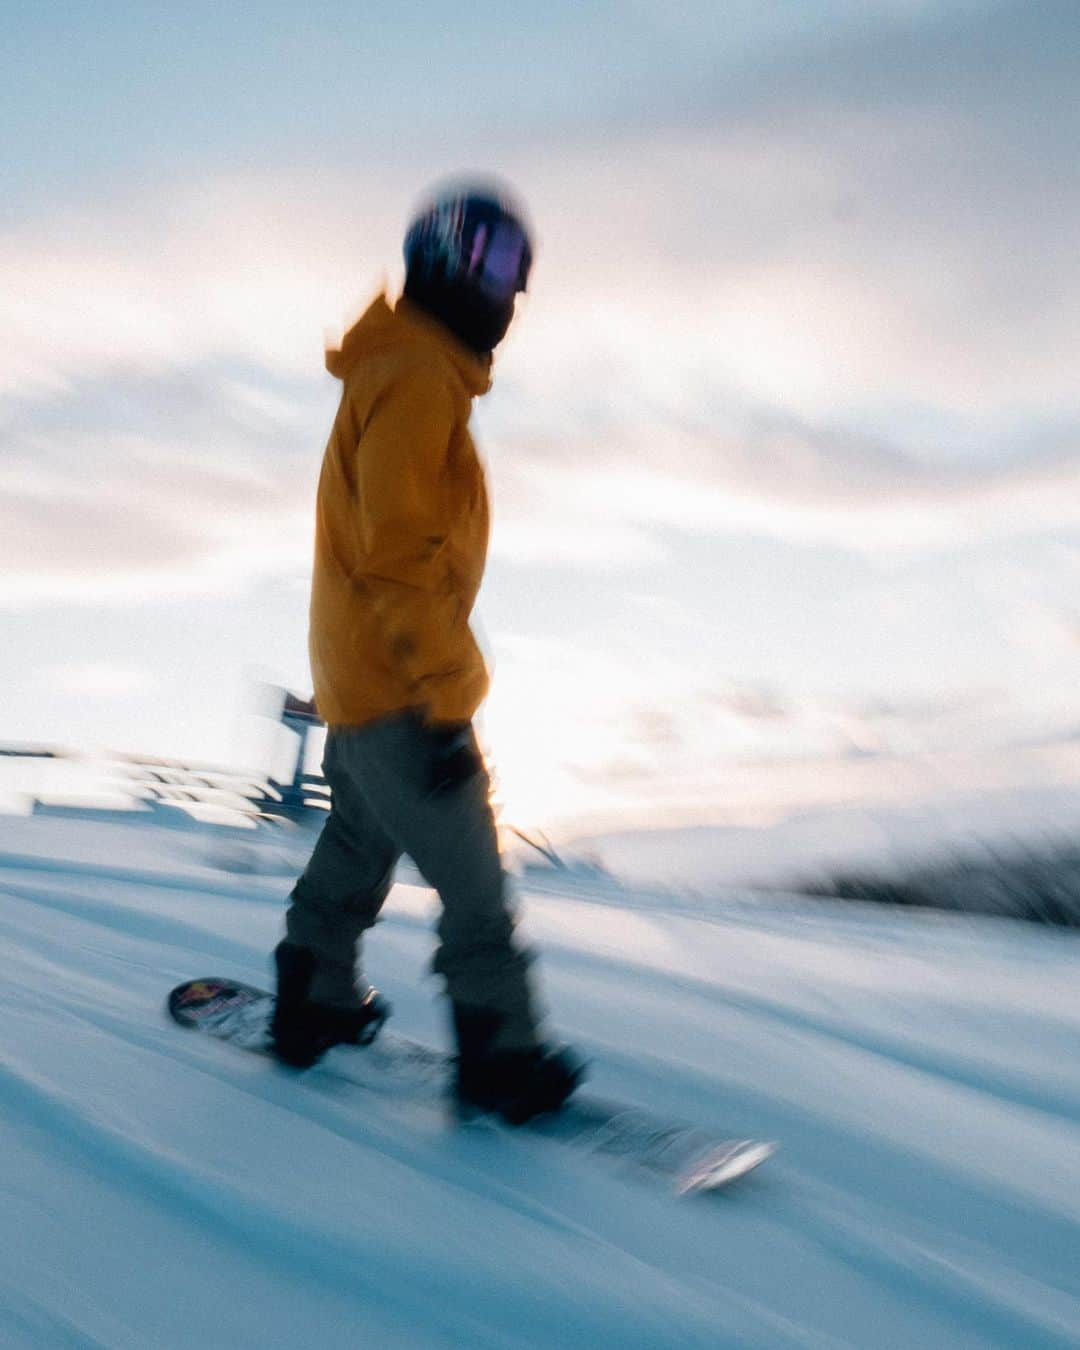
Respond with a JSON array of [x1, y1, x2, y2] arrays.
[[0, 169, 410, 398], [41, 662, 157, 699], [489, 511, 663, 569], [485, 395, 1080, 555], [9, 27, 1079, 423], [707, 684, 790, 723], [556, 680, 1012, 818], [510, 3, 1080, 424], [3, 7, 1078, 606], [0, 362, 323, 605], [726, 0, 1076, 128]]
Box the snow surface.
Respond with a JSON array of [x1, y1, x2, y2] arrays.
[[570, 777, 1080, 895], [2, 815, 1080, 1349]]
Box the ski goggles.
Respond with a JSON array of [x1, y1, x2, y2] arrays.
[[465, 219, 532, 302]]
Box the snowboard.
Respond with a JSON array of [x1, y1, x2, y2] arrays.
[[167, 976, 776, 1195]]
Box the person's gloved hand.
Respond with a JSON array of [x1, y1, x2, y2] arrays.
[[425, 722, 484, 797]]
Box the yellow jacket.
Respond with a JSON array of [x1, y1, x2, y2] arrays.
[[309, 293, 494, 727]]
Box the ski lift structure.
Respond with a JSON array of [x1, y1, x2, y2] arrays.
[[259, 689, 331, 824], [3, 685, 331, 831]]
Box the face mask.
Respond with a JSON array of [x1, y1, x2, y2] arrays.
[[404, 274, 518, 356]]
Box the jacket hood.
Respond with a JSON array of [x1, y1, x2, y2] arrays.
[[325, 292, 493, 397]]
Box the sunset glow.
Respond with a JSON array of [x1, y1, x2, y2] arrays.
[[4, 3, 1079, 850]]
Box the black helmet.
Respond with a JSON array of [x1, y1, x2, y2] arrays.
[[404, 182, 533, 301], [403, 181, 533, 353]]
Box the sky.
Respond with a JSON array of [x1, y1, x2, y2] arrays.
[[3, 1, 1080, 842]]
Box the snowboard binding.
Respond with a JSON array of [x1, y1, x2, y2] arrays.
[[270, 942, 391, 1069]]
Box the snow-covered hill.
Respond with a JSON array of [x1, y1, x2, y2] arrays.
[[2, 816, 1079, 1348], [570, 776, 1080, 896]]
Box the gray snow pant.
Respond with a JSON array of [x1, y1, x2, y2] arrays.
[[283, 713, 541, 1051]]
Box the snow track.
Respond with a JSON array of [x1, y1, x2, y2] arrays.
[[1, 823, 1079, 1348]]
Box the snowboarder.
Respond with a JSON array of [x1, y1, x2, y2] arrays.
[[271, 180, 584, 1123]]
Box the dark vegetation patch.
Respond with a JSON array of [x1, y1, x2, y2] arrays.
[[804, 841, 1080, 928]]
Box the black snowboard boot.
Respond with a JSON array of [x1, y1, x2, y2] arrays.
[[451, 1003, 586, 1125], [270, 941, 390, 1069]]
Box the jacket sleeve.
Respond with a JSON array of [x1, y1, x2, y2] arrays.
[[351, 362, 487, 724]]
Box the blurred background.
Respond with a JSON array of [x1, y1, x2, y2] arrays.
[[4, 11, 1080, 1345], [3, 0, 1080, 904]]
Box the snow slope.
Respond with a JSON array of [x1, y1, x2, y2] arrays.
[[2, 817, 1079, 1349]]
